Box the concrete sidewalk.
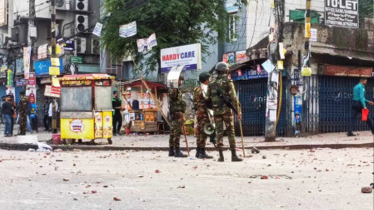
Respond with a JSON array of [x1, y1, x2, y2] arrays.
[[0, 124, 373, 151]]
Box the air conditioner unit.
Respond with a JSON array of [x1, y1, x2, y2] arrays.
[[76, 37, 87, 54], [91, 38, 100, 54], [56, 0, 70, 10], [75, 14, 88, 32], [76, 0, 88, 11]]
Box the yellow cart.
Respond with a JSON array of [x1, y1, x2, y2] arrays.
[[59, 74, 114, 144]]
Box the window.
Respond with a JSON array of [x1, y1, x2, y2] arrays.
[[228, 13, 238, 42]]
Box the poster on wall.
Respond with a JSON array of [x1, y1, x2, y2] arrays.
[[6, 86, 15, 101], [28, 72, 36, 86], [325, 0, 359, 28], [235, 51, 247, 63], [26, 87, 37, 103], [294, 95, 303, 135], [23, 47, 32, 79]]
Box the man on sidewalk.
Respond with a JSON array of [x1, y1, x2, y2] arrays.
[[347, 78, 374, 136], [43, 98, 50, 131], [112, 91, 123, 136], [18, 91, 28, 136], [2, 95, 14, 137]]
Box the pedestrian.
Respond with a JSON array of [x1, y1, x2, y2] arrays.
[[112, 91, 122, 136], [2, 95, 14, 137], [206, 62, 242, 162], [26, 101, 33, 134], [193, 72, 213, 159], [347, 78, 374, 136], [30, 102, 38, 133], [49, 98, 58, 133], [168, 75, 187, 158], [43, 98, 50, 131], [17, 90, 28, 136]]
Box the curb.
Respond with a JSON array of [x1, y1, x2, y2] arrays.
[[1, 142, 372, 152]]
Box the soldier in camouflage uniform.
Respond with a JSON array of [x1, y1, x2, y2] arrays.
[[18, 90, 28, 136], [206, 62, 243, 162], [193, 72, 213, 159], [168, 76, 187, 157]]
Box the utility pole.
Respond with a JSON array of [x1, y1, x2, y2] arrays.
[[264, 0, 285, 141], [28, 0, 35, 73], [51, 0, 57, 58]]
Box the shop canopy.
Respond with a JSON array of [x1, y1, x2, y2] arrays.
[[60, 74, 115, 81], [120, 79, 166, 89]]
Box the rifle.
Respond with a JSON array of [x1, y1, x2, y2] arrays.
[[216, 88, 238, 115]]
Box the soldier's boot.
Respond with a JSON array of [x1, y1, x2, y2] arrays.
[[198, 147, 213, 159], [18, 131, 26, 136], [174, 147, 187, 158], [195, 147, 200, 158], [168, 147, 175, 157], [231, 149, 243, 162], [217, 147, 224, 162]]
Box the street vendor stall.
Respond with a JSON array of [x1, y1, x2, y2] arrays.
[[59, 74, 115, 144], [120, 79, 166, 133]]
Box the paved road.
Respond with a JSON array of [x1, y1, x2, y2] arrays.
[[0, 148, 373, 210]]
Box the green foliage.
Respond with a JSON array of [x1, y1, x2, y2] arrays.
[[359, 0, 374, 27], [101, 0, 248, 74]]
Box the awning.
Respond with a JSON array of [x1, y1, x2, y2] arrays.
[[120, 79, 166, 89]]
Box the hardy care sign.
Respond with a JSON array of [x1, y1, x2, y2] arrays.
[[325, 0, 359, 28]]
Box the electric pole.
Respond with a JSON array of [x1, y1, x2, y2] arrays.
[[51, 0, 57, 58], [27, 0, 35, 78], [264, 0, 285, 141]]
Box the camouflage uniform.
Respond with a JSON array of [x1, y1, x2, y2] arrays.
[[206, 74, 240, 150], [18, 97, 28, 134], [168, 88, 186, 148], [193, 86, 209, 148]]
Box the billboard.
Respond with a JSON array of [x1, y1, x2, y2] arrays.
[[160, 43, 201, 73]]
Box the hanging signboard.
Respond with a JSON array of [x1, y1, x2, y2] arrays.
[[93, 22, 103, 37], [16, 78, 27, 87], [63, 39, 75, 51], [137, 33, 158, 53], [235, 50, 248, 63], [225, 0, 239, 13], [119, 21, 137, 38], [325, 0, 359, 28], [37, 44, 48, 59], [44, 85, 61, 98], [34, 57, 64, 76], [6, 69, 13, 87], [310, 28, 318, 42], [160, 43, 201, 73]]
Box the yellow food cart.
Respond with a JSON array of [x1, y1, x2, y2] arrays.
[[59, 74, 114, 144]]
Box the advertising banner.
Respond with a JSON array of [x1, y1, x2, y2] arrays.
[[0, 0, 7, 26], [6, 86, 15, 101], [167, 65, 184, 88], [137, 33, 158, 53], [294, 95, 303, 135], [325, 0, 359, 28], [94, 112, 103, 138], [103, 111, 113, 138], [119, 21, 137, 38], [6, 69, 13, 87], [61, 118, 94, 139], [93, 22, 103, 37], [160, 43, 201, 73], [28, 72, 36, 86], [37, 44, 48, 59], [23, 47, 32, 79], [235, 50, 247, 63]]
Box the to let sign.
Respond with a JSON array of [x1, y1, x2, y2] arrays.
[[325, 0, 359, 28]]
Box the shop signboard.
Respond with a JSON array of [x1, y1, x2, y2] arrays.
[[325, 0, 359, 28], [45, 85, 61, 98], [34, 58, 64, 76], [160, 43, 201, 73]]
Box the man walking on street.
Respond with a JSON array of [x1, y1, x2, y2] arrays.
[[168, 76, 187, 158], [18, 90, 28, 135], [206, 62, 243, 162], [112, 91, 122, 136], [2, 95, 14, 137], [347, 78, 374, 136], [193, 72, 213, 159], [43, 98, 50, 131]]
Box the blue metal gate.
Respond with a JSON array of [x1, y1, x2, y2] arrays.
[[234, 77, 290, 136], [308, 76, 374, 133]]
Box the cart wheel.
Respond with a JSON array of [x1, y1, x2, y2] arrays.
[[66, 139, 73, 145], [107, 138, 113, 145], [89, 140, 95, 145], [62, 139, 67, 144], [78, 139, 83, 144]]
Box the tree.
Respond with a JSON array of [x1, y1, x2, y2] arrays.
[[101, 0, 247, 76], [359, 0, 374, 28]]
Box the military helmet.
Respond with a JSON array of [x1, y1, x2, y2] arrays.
[[215, 62, 229, 72], [199, 72, 210, 83]]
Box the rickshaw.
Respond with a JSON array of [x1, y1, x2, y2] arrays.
[[59, 74, 114, 144]]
